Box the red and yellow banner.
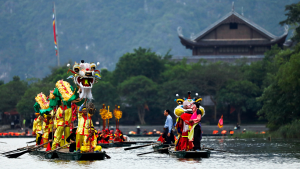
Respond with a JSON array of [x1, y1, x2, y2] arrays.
[[53, 10, 58, 55], [218, 115, 223, 128]]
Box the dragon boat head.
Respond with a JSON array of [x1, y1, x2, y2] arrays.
[[67, 60, 101, 99]]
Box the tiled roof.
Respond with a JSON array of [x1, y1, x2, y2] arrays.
[[191, 11, 278, 41]]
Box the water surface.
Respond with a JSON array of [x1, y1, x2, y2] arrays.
[[1, 137, 300, 169]]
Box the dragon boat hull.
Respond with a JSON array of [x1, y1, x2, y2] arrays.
[[168, 148, 210, 158], [152, 144, 170, 154], [98, 142, 131, 148], [29, 148, 58, 159], [56, 149, 106, 161]]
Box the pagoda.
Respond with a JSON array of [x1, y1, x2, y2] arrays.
[[175, 5, 289, 63]]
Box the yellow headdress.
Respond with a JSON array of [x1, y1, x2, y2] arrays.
[[35, 92, 49, 110], [56, 80, 74, 101]]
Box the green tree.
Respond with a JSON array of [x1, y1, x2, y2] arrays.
[[16, 81, 55, 119], [257, 45, 300, 130], [280, 2, 300, 41], [118, 75, 158, 124], [0, 76, 28, 113], [93, 81, 119, 109], [113, 47, 165, 85], [218, 80, 261, 124]]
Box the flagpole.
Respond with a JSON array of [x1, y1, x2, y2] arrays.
[[53, 2, 60, 66]]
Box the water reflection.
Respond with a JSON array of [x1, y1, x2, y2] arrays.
[[1, 137, 300, 169]]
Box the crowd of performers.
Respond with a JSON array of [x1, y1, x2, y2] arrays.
[[159, 92, 205, 151], [32, 101, 127, 153], [31, 60, 126, 153]]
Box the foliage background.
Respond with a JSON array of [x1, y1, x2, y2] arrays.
[[0, 0, 298, 82], [2, 1, 300, 137]]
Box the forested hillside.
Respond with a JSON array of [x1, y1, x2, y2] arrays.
[[0, 0, 298, 82]]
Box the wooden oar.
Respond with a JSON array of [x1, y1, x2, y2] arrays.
[[124, 143, 159, 151], [5, 150, 30, 158], [119, 141, 155, 144], [203, 147, 231, 153], [1, 145, 35, 155], [4, 142, 50, 158], [46, 143, 71, 154], [137, 147, 169, 156], [26, 140, 36, 144], [105, 153, 111, 159]]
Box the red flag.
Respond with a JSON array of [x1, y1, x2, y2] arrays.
[[46, 142, 51, 151], [157, 135, 164, 143], [230, 106, 235, 114], [218, 115, 223, 128]]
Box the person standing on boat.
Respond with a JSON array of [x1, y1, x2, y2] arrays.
[[42, 114, 53, 148], [163, 109, 174, 144], [51, 105, 65, 150], [32, 113, 42, 145], [188, 96, 205, 151], [66, 127, 77, 152]]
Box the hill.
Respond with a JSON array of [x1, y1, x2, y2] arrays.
[[0, 0, 298, 82]]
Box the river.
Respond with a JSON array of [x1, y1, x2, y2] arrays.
[[1, 137, 300, 169]]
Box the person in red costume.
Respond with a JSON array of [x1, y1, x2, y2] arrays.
[[114, 129, 124, 142]]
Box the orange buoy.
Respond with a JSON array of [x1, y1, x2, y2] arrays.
[[261, 131, 266, 134], [230, 131, 234, 134], [221, 130, 227, 134], [212, 130, 218, 134]]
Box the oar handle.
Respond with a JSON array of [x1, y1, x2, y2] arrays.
[[137, 147, 169, 156], [17, 145, 35, 150], [30, 141, 50, 150], [124, 142, 160, 151], [46, 143, 71, 154]]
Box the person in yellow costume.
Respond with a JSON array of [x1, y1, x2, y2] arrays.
[[64, 107, 72, 143], [81, 128, 102, 152], [77, 101, 95, 151], [42, 114, 53, 148], [51, 106, 66, 150], [32, 113, 43, 145], [76, 101, 87, 151]]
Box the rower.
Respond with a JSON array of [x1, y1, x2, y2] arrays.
[[51, 105, 65, 150], [162, 109, 175, 144], [102, 130, 110, 143], [66, 127, 77, 152], [113, 129, 123, 142], [42, 114, 53, 148], [32, 113, 42, 145], [76, 100, 87, 151]]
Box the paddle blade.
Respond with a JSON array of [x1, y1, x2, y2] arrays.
[[124, 144, 152, 150], [105, 154, 111, 159], [137, 151, 155, 156], [5, 150, 29, 158]]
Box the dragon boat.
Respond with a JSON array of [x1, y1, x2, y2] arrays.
[[56, 149, 107, 160], [168, 147, 210, 158], [29, 148, 107, 161], [98, 142, 132, 148], [28, 148, 58, 159], [152, 144, 170, 154]]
